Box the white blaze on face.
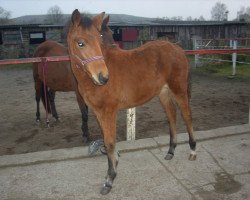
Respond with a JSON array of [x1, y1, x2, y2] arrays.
[[92, 74, 101, 85]]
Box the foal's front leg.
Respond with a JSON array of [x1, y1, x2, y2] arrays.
[[95, 110, 118, 195]]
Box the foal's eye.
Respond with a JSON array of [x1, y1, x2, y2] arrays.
[[100, 34, 104, 41], [77, 41, 85, 48]]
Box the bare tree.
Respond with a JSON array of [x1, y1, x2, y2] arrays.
[[186, 16, 193, 21], [211, 2, 228, 21], [237, 6, 250, 21], [170, 16, 183, 21], [0, 6, 11, 24], [45, 5, 63, 24], [186, 16, 205, 21], [156, 16, 183, 22], [198, 16, 206, 21]]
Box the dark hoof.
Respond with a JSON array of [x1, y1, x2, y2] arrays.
[[165, 153, 174, 160], [189, 153, 197, 161], [100, 185, 112, 195]]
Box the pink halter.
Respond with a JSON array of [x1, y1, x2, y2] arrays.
[[73, 54, 104, 68]]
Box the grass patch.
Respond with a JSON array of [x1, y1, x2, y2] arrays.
[[193, 63, 250, 79], [0, 63, 33, 70]]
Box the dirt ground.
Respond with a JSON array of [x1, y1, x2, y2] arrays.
[[0, 68, 249, 156]]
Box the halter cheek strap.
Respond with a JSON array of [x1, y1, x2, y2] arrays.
[[72, 54, 104, 68]]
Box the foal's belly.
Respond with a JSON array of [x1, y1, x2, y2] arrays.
[[119, 81, 163, 109]]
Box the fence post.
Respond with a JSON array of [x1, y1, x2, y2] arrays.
[[193, 38, 199, 68], [126, 108, 136, 140], [232, 40, 237, 76]]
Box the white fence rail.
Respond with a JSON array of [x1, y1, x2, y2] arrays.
[[193, 38, 250, 76]]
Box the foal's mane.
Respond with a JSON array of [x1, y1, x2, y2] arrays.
[[62, 13, 93, 43]]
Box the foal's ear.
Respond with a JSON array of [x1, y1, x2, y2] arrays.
[[103, 15, 110, 26], [71, 9, 81, 27], [92, 12, 105, 31]]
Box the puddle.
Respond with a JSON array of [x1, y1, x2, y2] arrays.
[[194, 172, 242, 199], [214, 172, 242, 194]]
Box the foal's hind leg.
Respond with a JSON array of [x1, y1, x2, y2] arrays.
[[173, 91, 196, 161], [159, 85, 177, 160], [48, 90, 59, 121]]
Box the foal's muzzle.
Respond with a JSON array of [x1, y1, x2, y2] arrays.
[[72, 54, 109, 85], [98, 72, 109, 85]]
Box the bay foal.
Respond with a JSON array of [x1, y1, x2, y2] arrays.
[[67, 10, 196, 194]]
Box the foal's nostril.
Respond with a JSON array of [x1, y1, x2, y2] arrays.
[[98, 73, 109, 85]]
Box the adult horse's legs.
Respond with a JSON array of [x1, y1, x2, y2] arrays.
[[34, 79, 42, 122], [95, 110, 118, 195], [173, 91, 197, 161], [35, 91, 41, 122], [159, 85, 177, 160], [48, 90, 59, 121], [76, 92, 90, 143]]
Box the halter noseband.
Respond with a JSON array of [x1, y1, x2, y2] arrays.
[[72, 54, 104, 68]]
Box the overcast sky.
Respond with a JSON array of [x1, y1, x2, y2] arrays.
[[1, 0, 249, 20]]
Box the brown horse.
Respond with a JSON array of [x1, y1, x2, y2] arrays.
[[33, 16, 116, 143], [67, 10, 196, 195], [33, 40, 90, 142]]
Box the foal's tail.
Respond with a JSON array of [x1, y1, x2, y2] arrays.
[[41, 83, 52, 114]]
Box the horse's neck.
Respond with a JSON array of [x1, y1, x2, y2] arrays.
[[102, 43, 146, 58], [102, 46, 121, 61], [102, 45, 120, 52]]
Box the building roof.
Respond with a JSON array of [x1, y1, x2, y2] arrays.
[[1, 14, 248, 28]]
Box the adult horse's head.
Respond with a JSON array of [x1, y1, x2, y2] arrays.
[[101, 15, 116, 47], [67, 9, 109, 86]]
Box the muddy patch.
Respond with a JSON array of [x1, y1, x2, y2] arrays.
[[15, 130, 39, 144], [0, 69, 250, 155], [214, 172, 242, 194], [194, 172, 243, 199]]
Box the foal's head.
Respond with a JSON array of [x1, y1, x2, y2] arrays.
[[67, 9, 109, 85]]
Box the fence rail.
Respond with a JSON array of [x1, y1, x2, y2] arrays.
[[1, 49, 250, 66], [185, 49, 250, 55], [0, 56, 70, 65]]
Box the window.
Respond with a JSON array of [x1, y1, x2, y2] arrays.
[[3, 31, 21, 44], [157, 32, 176, 42], [29, 31, 45, 44], [112, 28, 122, 41]]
